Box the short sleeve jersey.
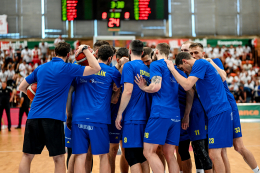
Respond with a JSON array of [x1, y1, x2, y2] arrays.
[[72, 63, 121, 124], [212, 58, 238, 111], [149, 59, 180, 119], [121, 60, 150, 122], [189, 59, 231, 118], [25, 57, 85, 121], [176, 66, 187, 112]]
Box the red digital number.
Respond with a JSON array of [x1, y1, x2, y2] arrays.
[[124, 12, 130, 19], [108, 18, 120, 27], [102, 12, 107, 19]]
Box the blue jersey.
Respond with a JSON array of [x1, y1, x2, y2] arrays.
[[176, 66, 187, 113], [25, 57, 85, 121], [150, 59, 180, 119], [121, 60, 150, 122], [72, 63, 121, 124], [189, 59, 231, 118], [212, 58, 238, 111]]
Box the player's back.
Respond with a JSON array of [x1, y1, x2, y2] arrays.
[[72, 63, 121, 124], [150, 59, 179, 119], [190, 59, 231, 118], [28, 57, 84, 121], [121, 60, 150, 122]]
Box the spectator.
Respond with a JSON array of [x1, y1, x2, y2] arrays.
[[0, 67, 8, 85], [32, 45, 41, 65], [6, 64, 15, 87], [225, 54, 235, 68], [233, 56, 242, 71], [253, 63, 259, 73], [39, 42, 49, 63], [236, 45, 244, 58], [213, 45, 220, 54], [244, 79, 255, 91], [221, 45, 227, 54], [208, 50, 216, 59], [238, 85, 247, 103], [243, 60, 253, 71], [248, 67, 256, 77], [223, 49, 231, 59], [4, 46, 14, 68], [226, 73, 234, 85], [54, 35, 65, 46], [21, 46, 32, 63], [15, 45, 23, 63], [254, 81, 260, 103], [0, 49, 5, 59], [229, 45, 235, 55], [243, 44, 252, 60], [19, 60, 31, 77], [204, 44, 212, 55]]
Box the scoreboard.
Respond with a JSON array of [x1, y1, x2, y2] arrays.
[[61, 0, 168, 21]]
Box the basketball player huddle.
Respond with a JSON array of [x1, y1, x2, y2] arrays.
[[18, 40, 259, 173]]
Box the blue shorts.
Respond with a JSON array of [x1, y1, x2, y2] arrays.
[[232, 109, 242, 139], [180, 128, 190, 142], [108, 119, 122, 143], [65, 126, 72, 148], [71, 123, 109, 155], [144, 118, 180, 146], [122, 122, 146, 148], [188, 110, 207, 141], [208, 110, 233, 149]]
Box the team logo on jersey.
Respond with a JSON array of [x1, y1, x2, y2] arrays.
[[144, 132, 149, 139], [170, 77, 176, 83], [89, 78, 104, 84], [124, 137, 127, 143], [79, 78, 88, 83]]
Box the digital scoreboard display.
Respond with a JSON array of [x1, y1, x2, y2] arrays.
[[61, 0, 168, 21]]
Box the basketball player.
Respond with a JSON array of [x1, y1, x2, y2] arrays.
[[141, 47, 153, 67], [18, 43, 101, 173], [115, 40, 150, 173], [180, 41, 213, 173], [166, 52, 233, 173], [189, 43, 260, 173], [135, 43, 181, 173], [67, 45, 121, 173], [108, 47, 129, 173]]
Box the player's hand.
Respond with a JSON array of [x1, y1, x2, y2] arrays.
[[165, 59, 175, 71], [118, 57, 129, 67], [135, 74, 147, 90], [115, 114, 123, 130], [205, 58, 212, 62], [66, 116, 72, 130], [181, 115, 189, 130]]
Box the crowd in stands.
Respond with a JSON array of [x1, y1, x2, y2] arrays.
[[0, 41, 259, 108]]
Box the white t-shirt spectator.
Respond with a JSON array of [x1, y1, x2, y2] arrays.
[[6, 70, 15, 80], [226, 76, 234, 85], [39, 42, 49, 54], [225, 57, 235, 67], [208, 52, 216, 59], [243, 46, 251, 54], [236, 47, 244, 56], [213, 47, 219, 54], [19, 63, 28, 77], [0, 51, 4, 58], [22, 49, 32, 63], [229, 48, 235, 55], [248, 69, 256, 76], [204, 47, 212, 55], [32, 48, 41, 58], [0, 70, 8, 82], [244, 81, 255, 90], [241, 75, 251, 84], [54, 38, 65, 46], [243, 63, 253, 71]]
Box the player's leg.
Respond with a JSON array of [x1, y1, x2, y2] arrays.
[[221, 148, 230, 173], [0, 105, 4, 130], [109, 143, 120, 173], [143, 143, 162, 172], [209, 148, 225, 173], [141, 160, 150, 173], [5, 104, 11, 131], [74, 154, 88, 173], [18, 153, 35, 173], [85, 146, 93, 173], [156, 145, 166, 169], [233, 137, 259, 172], [176, 147, 183, 172], [125, 147, 147, 173], [120, 140, 129, 173], [162, 143, 179, 173], [67, 154, 75, 173], [178, 140, 192, 173], [16, 107, 25, 128], [53, 154, 66, 173], [67, 147, 72, 169], [99, 153, 111, 173]]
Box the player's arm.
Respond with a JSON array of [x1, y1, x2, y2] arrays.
[[206, 58, 226, 82], [18, 79, 30, 95], [135, 74, 161, 93], [182, 88, 194, 130], [115, 57, 129, 74], [77, 45, 101, 76], [115, 82, 133, 130], [66, 85, 75, 130], [111, 87, 121, 104], [165, 60, 198, 91], [20, 96, 24, 107], [9, 89, 15, 102]]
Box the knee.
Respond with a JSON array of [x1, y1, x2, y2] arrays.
[[110, 145, 119, 157], [143, 146, 154, 158], [234, 145, 244, 154], [23, 153, 34, 161], [53, 154, 64, 163]]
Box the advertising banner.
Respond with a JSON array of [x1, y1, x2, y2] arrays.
[[237, 103, 260, 119], [207, 39, 252, 47]]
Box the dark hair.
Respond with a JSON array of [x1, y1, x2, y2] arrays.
[[116, 47, 129, 59], [94, 41, 110, 49], [54, 42, 71, 57], [176, 52, 192, 66], [111, 46, 116, 55], [130, 40, 143, 56], [25, 46, 28, 49], [189, 43, 204, 50], [142, 47, 152, 58], [34, 45, 38, 48], [98, 45, 114, 61], [156, 43, 170, 56]]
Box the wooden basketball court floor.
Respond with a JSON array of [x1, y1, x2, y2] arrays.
[[0, 122, 259, 173]]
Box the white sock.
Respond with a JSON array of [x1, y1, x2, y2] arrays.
[[180, 171, 183, 173], [196, 169, 204, 173], [253, 166, 260, 173]]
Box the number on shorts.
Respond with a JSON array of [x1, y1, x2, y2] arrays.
[[209, 138, 214, 144], [195, 130, 200, 135], [235, 127, 240, 133], [124, 137, 127, 143], [144, 132, 149, 139]]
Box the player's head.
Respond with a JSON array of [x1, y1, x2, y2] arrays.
[[181, 41, 193, 52], [129, 40, 143, 57], [54, 42, 71, 62], [176, 52, 193, 74], [141, 47, 152, 67], [116, 47, 129, 62], [34, 45, 38, 49], [93, 41, 110, 51], [2, 81, 7, 89], [156, 43, 170, 57], [189, 43, 205, 60], [151, 50, 157, 61], [97, 45, 114, 65]]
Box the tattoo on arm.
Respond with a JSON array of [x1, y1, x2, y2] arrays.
[[151, 76, 162, 84]]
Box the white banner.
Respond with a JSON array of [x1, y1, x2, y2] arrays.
[[0, 15, 8, 34]]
